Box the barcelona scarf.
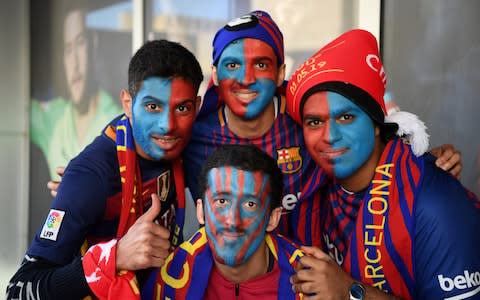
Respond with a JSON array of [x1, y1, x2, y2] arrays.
[[82, 115, 186, 300], [323, 138, 423, 299], [140, 227, 304, 300]]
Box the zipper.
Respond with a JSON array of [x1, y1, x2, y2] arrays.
[[235, 283, 240, 297]]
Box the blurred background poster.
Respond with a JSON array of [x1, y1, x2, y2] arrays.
[[29, 0, 131, 239]]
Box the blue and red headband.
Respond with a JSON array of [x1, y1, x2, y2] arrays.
[[212, 10, 284, 66]]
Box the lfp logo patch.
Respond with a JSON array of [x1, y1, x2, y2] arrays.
[[40, 209, 65, 241]]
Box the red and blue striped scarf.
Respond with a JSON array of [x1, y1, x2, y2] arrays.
[[82, 115, 186, 299], [324, 138, 423, 299], [141, 227, 304, 300]]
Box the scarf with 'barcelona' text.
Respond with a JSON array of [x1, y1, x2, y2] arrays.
[[322, 138, 423, 299]]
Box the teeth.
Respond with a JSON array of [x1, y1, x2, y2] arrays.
[[235, 92, 257, 100]]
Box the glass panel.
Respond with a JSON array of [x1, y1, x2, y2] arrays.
[[145, 0, 364, 95], [29, 0, 132, 239]]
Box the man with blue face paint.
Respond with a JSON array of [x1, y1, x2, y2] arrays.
[[139, 145, 304, 299], [183, 10, 464, 240], [286, 29, 480, 300], [7, 40, 203, 300]]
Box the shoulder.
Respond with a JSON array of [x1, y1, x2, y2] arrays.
[[414, 160, 480, 298]]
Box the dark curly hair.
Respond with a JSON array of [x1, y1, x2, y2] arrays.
[[127, 39, 203, 97]]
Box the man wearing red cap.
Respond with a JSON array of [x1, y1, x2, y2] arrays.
[[286, 29, 480, 299]]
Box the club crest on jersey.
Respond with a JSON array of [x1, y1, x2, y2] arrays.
[[157, 170, 171, 202], [40, 209, 65, 241], [276, 147, 302, 174]]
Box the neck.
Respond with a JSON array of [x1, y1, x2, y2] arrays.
[[73, 92, 99, 144], [214, 241, 269, 284], [225, 101, 275, 139], [338, 139, 386, 192]]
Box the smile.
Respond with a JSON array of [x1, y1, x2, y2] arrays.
[[152, 135, 179, 150], [234, 90, 258, 103], [319, 148, 347, 159]]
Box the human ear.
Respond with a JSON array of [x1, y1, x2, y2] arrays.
[[266, 207, 283, 232], [120, 89, 133, 119], [276, 64, 286, 87], [211, 66, 219, 86], [196, 199, 205, 225]]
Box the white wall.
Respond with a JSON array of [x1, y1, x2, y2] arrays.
[[0, 0, 29, 290]]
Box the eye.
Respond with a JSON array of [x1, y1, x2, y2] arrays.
[[214, 198, 229, 208], [226, 62, 239, 70], [145, 103, 162, 112], [243, 200, 259, 211], [304, 118, 323, 127], [176, 103, 193, 113], [338, 114, 354, 123], [255, 62, 267, 70]]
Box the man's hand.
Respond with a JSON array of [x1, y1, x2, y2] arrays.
[[430, 144, 462, 179], [290, 246, 354, 299], [116, 193, 171, 271], [47, 167, 65, 197], [291, 246, 400, 299]]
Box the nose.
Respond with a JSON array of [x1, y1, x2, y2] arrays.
[[225, 205, 241, 229], [157, 109, 175, 134], [241, 65, 255, 86], [324, 120, 341, 144]]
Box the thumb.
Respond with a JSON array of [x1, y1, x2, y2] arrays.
[[140, 193, 162, 222]]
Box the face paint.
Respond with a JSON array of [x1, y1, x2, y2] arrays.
[[302, 91, 375, 179], [216, 38, 279, 119], [203, 167, 271, 266], [131, 77, 197, 161], [63, 10, 88, 105]]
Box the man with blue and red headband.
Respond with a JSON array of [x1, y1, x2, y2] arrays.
[[7, 40, 203, 299], [286, 29, 480, 299], [184, 10, 463, 239]]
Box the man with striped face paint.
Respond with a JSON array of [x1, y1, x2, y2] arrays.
[[286, 29, 480, 300], [142, 145, 303, 299], [201, 163, 273, 266]]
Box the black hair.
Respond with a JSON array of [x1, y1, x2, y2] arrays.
[[128, 39, 203, 97], [300, 81, 398, 143], [198, 144, 283, 210]]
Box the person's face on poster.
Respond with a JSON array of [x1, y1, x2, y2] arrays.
[[63, 9, 89, 106]]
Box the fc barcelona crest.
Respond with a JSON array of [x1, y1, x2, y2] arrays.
[[276, 147, 302, 174], [157, 170, 171, 202]]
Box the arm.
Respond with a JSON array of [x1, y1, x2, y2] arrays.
[[290, 246, 401, 300], [414, 165, 480, 298], [6, 256, 90, 300]]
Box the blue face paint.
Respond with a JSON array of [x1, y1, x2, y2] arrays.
[[203, 167, 271, 266], [131, 77, 173, 160], [216, 38, 278, 120], [327, 92, 375, 178]]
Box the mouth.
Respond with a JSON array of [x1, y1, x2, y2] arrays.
[[152, 135, 180, 151], [222, 231, 245, 241], [319, 148, 348, 159], [233, 90, 258, 104]]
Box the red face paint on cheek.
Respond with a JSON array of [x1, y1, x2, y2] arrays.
[[302, 92, 335, 175]]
